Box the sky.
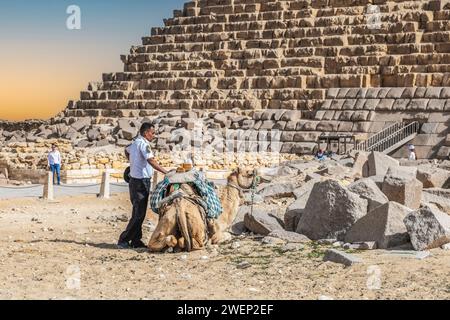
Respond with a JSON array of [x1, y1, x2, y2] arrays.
[[0, 0, 186, 121]]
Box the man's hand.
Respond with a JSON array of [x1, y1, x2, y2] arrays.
[[148, 158, 168, 175]]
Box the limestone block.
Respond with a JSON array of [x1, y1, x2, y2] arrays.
[[382, 166, 423, 209], [297, 180, 368, 241], [404, 206, 450, 251], [345, 202, 411, 249], [368, 152, 399, 177]]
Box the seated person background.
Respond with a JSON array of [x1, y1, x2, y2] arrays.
[[315, 149, 327, 161]]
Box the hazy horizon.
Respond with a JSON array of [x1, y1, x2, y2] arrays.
[[0, 0, 186, 121]]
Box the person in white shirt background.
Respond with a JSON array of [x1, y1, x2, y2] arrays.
[[47, 144, 62, 185], [408, 144, 417, 161]]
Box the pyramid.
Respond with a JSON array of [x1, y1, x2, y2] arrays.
[[3, 0, 450, 159]]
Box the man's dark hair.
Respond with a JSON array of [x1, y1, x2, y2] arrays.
[[140, 122, 155, 136]]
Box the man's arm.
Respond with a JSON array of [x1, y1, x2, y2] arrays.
[[148, 158, 168, 175]]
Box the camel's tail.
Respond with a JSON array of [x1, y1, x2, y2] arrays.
[[175, 199, 192, 252]]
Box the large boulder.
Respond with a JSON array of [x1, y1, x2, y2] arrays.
[[404, 206, 450, 251], [368, 152, 399, 177], [296, 180, 368, 241], [422, 188, 450, 214], [345, 202, 411, 249], [351, 151, 369, 178], [382, 167, 423, 209], [244, 209, 284, 236], [257, 183, 296, 199], [230, 206, 249, 236], [285, 179, 319, 231], [416, 166, 450, 188], [348, 178, 389, 212]]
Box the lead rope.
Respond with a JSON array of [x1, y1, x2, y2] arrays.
[[250, 170, 260, 216]]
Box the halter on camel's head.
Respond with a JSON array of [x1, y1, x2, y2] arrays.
[[227, 167, 260, 197]]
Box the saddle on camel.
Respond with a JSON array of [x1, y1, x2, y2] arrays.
[[148, 165, 258, 252]]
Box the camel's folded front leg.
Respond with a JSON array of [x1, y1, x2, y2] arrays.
[[210, 231, 232, 245], [148, 208, 178, 252]]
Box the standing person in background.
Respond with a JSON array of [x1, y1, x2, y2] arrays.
[[408, 144, 417, 161], [47, 144, 62, 185]]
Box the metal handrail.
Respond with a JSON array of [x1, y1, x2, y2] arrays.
[[354, 121, 420, 153]]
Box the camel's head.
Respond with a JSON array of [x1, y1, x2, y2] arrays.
[[228, 167, 260, 190]]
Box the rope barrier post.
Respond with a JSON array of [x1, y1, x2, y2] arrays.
[[43, 171, 54, 201], [99, 170, 111, 199]]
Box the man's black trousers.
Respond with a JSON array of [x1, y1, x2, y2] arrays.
[[119, 177, 151, 245]]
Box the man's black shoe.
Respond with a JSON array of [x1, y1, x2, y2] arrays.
[[131, 240, 147, 249], [117, 242, 131, 249]]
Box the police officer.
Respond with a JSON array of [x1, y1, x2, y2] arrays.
[[118, 123, 167, 249]]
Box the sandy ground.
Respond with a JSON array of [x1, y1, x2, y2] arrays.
[[0, 193, 449, 300]]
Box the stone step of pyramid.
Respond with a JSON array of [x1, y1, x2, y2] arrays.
[[80, 88, 325, 101], [163, 0, 430, 26]]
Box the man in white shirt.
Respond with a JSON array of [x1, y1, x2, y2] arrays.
[[118, 123, 167, 249], [408, 144, 417, 161], [47, 144, 62, 185]]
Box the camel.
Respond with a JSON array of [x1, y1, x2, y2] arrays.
[[148, 168, 257, 252]]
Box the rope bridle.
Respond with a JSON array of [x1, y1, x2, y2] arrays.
[[227, 169, 260, 215]]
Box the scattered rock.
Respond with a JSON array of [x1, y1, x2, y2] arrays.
[[345, 202, 411, 249], [297, 180, 368, 241], [323, 249, 362, 267], [230, 206, 248, 236], [285, 179, 319, 231], [257, 183, 296, 199], [352, 151, 369, 177], [422, 188, 450, 214], [369, 175, 385, 189], [243, 209, 284, 236], [368, 152, 399, 177], [404, 205, 450, 251], [268, 230, 310, 243], [416, 166, 450, 188], [345, 242, 377, 250], [382, 166, 423, 209], [348, 178, 388, 212]]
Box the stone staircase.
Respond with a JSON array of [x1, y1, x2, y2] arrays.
[[353, 121, 420, 154]]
